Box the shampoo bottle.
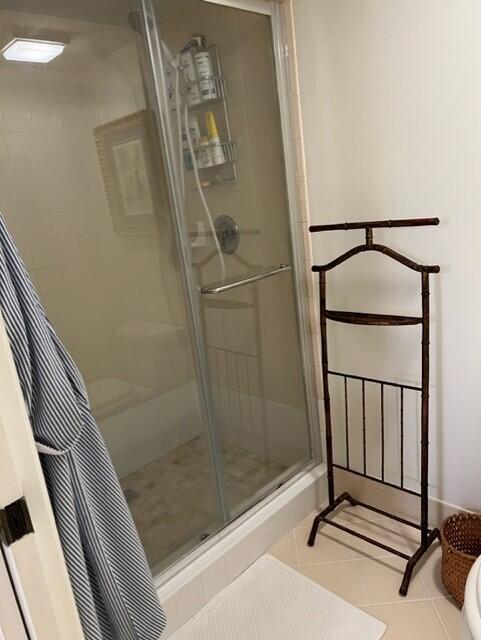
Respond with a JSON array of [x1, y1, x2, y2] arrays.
[[205, 110, 225, 166], [179, 46, 201, 106], [194, 46, 217, 101], [198, 136, 213, 169]]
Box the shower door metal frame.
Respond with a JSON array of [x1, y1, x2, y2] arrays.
[[140, 0, 322, 577], [140, 0, 229, 525], [270, 0, 323, 463], [203, 0, 272, 14]]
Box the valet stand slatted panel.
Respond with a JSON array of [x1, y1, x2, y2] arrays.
[[308, 217, 440, 596]]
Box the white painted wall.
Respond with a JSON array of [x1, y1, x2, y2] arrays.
[[293, 0, 481, 512]]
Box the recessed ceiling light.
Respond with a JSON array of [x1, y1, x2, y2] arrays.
[[1, 38, 65, 64]]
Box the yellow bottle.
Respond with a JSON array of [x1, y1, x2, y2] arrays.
[[205, 110, 226, 166]]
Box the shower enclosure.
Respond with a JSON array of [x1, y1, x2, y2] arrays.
[[0, 0, 316, 576]]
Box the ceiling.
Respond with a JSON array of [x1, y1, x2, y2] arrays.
[[0, 0, 194, 28], [0, 0, 196, 67]]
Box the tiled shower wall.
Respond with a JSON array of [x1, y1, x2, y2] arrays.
[[0, 13, 193, 385], [0, 10, 199, 476]]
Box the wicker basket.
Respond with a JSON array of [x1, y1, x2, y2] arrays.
[[440, 513, 481, 608]]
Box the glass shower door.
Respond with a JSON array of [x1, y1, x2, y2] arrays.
[[148, 0, 312, 519], [0, 0, 312, 580]]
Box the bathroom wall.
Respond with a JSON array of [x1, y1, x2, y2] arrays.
[[0, 9, 200, 477], [292, 0, 481, 512]]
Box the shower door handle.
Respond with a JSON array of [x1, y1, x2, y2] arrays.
[[200, 264, 291, 295]]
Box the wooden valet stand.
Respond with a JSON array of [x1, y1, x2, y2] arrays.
[[308, 217, 440, 596]]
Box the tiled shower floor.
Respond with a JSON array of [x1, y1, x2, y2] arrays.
[[121, 436, 285, 570], [268, 506, 461, 640]]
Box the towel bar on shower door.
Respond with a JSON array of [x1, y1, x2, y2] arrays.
[[200, 263, 291, 295]]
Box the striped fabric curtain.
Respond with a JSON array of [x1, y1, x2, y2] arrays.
[[0, 214, 166, 640]]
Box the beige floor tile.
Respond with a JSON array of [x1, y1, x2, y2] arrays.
[[370, 601, 450, 639], [333, 504, 387, 524], [432, 598, 462, 640], [357, 555, 429, 604], [396, 523, 441, 555], [359, 604, 373, 614], [294, 511, 318, 530], [418, 548, 450, 598], [268, 532, 298, 567], [308, 507, 423, 559], [298, 560, 367, 605], [331, 518, 412, 560], [395, 522, 420, 549], [294, 527, 359, 564]]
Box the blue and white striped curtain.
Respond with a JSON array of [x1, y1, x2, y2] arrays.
[[0, 214, 166, 640]]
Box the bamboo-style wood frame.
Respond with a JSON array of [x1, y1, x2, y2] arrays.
[[308, 217, 440, 596]]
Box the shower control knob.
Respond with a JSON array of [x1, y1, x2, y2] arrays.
[[214, 214, 240, 255]]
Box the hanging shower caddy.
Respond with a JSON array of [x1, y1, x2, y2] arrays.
[[308, 217, 440, 596], [177, 44, 237, 186]]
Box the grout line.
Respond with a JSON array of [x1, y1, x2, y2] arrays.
[[297, 558, 359, 567], [429, 599, 453, 640], [296, 553, 396, 567], [295, 528, 408, 564], [292, 530, 301, 567], [294, 521, 402, 536], [353, 558, 370, 607], [365, 596, 446, 607], [417, 558, 431, 597], [415, 551, 448, 601]]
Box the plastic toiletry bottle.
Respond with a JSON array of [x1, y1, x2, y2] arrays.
[[198, 136, 213, 168], [194, 44, 217, 102], [188, 115, 201, 147], [205, 110, 225, 166], [181, 126, 193, 171], [179, 45, 201, 106], [184, 116, 201, 170], [165, 62, 176, 110]]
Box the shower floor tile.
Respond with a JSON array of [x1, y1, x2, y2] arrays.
[[120, 436, 286, 571]]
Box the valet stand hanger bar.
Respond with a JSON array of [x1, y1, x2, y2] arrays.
[[308, 217, 440, 596], [309, 216, 440, 232]]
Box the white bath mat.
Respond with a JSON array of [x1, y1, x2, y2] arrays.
[[170, 555, 386, 640]]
